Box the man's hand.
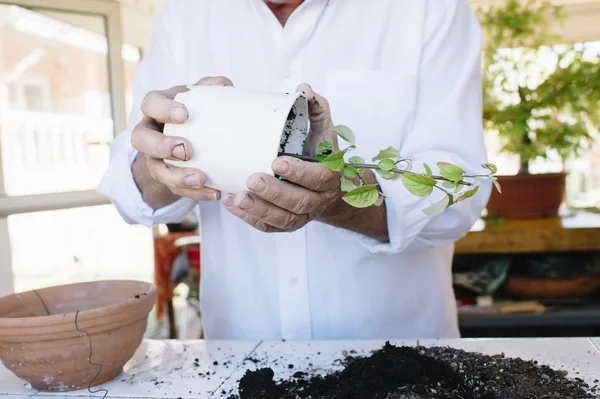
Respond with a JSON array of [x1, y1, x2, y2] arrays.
[[222, 84, 341, 232], [223, 156, 342, 232], [223, 83, 390, 242], [131, 76, 233, 210]]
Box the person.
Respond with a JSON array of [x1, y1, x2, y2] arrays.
[[98, 0, 492, 340]]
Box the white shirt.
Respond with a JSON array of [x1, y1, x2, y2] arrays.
[[98, 0, 492, 340]]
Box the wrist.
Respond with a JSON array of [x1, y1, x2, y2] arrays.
[[132, 153, 180, 209]]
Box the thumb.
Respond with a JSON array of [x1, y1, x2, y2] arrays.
[[296, 83, 333, 132]]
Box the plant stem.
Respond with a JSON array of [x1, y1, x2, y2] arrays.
[[278, 153, 473, 187], [517, 86, 531, 175]]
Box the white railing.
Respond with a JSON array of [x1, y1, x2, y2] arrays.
[[1, 110, 113, 196]]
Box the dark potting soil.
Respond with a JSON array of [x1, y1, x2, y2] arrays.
[[232, 342, 598, 399], [279, 106, 296, 154]]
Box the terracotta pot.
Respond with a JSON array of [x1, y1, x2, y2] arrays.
[[505, 274, 600, 299], [486, 173, 566, 219], [163, 85, 309, 194], [0, 280, 156, 392]]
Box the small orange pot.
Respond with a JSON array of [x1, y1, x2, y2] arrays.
[[486, 173, 566, 219]]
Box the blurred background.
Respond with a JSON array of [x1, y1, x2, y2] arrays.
[[0, 0, 599, 339]]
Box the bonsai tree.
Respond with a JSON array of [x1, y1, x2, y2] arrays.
[[478, 0, 600, 175]]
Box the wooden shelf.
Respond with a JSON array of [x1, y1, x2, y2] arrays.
[[455, 211, 600, 255], [459, 307, 600, 329]]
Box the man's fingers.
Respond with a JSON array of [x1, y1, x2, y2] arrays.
[[145, 156, 212, 192], [132, 120, 193, 161], [297, 83, 332, 128], [140, 77, 233, 124], [272, 156, 339, 192], [231, 192, 308, 230], [246, 173, 321, 214], [141, 86, 190, 124], [195, 76, 234, 87], [172, 187, 221, 202], [222, 194, 284, 233]]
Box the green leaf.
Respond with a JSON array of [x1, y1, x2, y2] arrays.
[[422, 194, 451, 216], [332, 125, 355, 145], [456, 185, 480, 203], [348, 156, 364, 165], [439, 164, 465, 181], [378, 159, 395, 171], [348, 156, 365, 173], [442, 181, 456, 189], [342, 185, 380, 208], [318, 141, 333, 155], [401, 174, 435, 197], [454, 183, 463, 193], [372, 146, 400, 162], [315, 154, 327, 162], [483, 163, 498, 174], [343, 166, 358, 179], [424, 163, 433, 178], [340, 176, 357, 192], [321, 151, 346, 172], [376, 169, 402, 180], [437, 161, 453, 169], [493, 178, 502, 194]]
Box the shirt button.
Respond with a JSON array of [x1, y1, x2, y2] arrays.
[[288, 277, 298, 284]]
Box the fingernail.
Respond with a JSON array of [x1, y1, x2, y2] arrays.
[[223, 194, 234, 207], [239, 195, 255, 210], [170, 106, 188, 122], [208, 193, 218, 201], [273, 159, 290, 174], [248, 176, 266, 192], [172, 144, 186, 160], [184, 173, 201, 187]]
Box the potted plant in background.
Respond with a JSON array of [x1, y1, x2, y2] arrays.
[[479, 0, 600, 219]]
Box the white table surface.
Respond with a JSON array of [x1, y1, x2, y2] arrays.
[[1, 338, 599, 399]]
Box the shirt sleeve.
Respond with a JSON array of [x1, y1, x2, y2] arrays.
[[359, 0, 492, 254], [96, 2, 197, 227]]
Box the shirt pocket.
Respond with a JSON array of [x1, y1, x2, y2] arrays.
[[323, 69, 418, 156]]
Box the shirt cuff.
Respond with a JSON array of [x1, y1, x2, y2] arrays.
[[354, 156, 490, 255], [355, 177, 439, 254]]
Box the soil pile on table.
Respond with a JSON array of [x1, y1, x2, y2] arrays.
[[232, 342, 598, 399]]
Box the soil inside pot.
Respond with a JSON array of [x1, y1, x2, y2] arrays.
[[231, 342, 598, 399], [278, 106, 297, 154], [278, 95, 308, 158]]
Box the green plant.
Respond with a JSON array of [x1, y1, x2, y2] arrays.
[[479, 0, 600, 175], [282, 125, 500, 216]]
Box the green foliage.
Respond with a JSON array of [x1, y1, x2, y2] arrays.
[[342, 185, 380, 208], [311, 125, 499, 215], [332, 125, 355, 146], [320, 151, 346, 172], [318, 141, 333, 155], [372, 146, 400, 162], [478, 0, 600, 174]]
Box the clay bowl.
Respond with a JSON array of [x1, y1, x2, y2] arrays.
[[505, 274, 600, 299], [0, 280, 156, 392]]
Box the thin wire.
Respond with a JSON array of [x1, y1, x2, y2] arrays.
[[74, 310, 109, 399], [32, 290, 50, 316]]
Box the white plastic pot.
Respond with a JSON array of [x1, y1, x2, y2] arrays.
[[163, 85, 309, 194]]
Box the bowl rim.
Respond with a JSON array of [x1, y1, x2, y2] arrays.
[[0, 280, 157, 326]]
